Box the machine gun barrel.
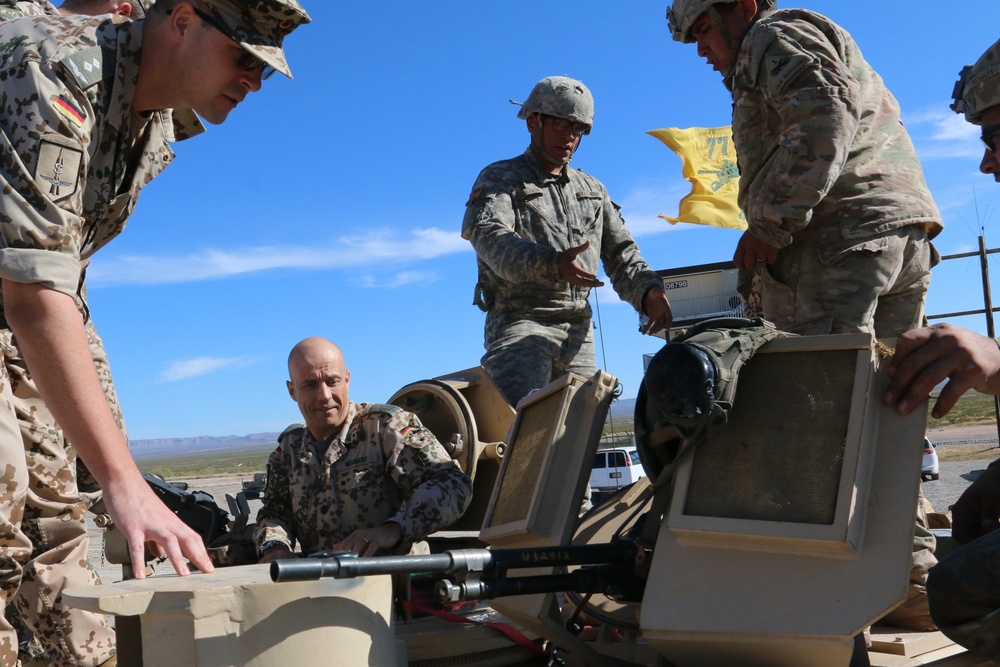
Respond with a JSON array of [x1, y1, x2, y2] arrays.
[[271, 549, 494, 582], [271, 542, 637, 585]]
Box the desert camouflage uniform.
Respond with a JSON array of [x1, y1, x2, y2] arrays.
[[729, 8, 942, 338], [0, 0, 56, 19], [462, 150, 665, 406], [254, 403, 473, 556], [0, 14, 203, 666]]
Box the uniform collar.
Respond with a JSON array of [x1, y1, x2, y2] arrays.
[[109, 20, 204, 142], [522, 148, 570, 183]]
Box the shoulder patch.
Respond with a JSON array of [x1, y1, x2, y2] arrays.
[[34, 133, 82, 202], [761, 34, 816, 96], [278, 422, 306, 440], [363, 403, 402, 416], [59, 46, 111, 90]]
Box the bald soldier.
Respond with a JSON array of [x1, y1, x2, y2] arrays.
[[255, 338, 473, 562], [0, 2, 310, 665]]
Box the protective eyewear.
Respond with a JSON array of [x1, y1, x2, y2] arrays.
[[982, 124, 1000, 153], [189, 5, 276, 80], [541, 114, 590, 136]]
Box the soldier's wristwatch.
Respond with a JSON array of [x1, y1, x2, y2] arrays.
[[259, 540, 289, 555]]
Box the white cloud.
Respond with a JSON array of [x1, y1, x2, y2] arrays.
[[160, 357, 260, 382], [907, 107, 983, 160], [354, 271, 441, 288], [88, 227, 470, 287]]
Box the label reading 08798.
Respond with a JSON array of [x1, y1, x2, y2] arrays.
[[663, 280, 688, 290]]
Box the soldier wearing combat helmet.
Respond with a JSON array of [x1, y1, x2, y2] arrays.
[[952, 38, 1000, 181], [461, 75, 672, 410], [909, 37, 1000, 659], [0, 2, 309, 665], [666, 0, 943, 640]]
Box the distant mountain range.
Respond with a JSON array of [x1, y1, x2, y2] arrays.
[[131, 432, 280, 460], [130, 396, 641, 459]]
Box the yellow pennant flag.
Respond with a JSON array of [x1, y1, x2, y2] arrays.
[[648, 126, 747, 231]]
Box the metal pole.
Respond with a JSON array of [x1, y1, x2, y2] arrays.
[[978, 234, 1000, 448]]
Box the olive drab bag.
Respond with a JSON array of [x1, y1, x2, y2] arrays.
[[634, 317, 795, 560]]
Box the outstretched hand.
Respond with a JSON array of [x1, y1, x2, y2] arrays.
[[558, 241, 605, 288]]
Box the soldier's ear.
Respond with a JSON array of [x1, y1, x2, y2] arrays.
[[286, 380, 296, 401], [344, 370, 350, 390]]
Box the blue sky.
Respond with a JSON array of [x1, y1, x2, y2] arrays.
[[87, 0, 1000, 440]]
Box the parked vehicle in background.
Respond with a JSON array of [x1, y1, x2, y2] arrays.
[[590, 447, 646, 494], [922, 437, 939, 481]]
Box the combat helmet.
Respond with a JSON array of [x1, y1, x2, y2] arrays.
[[952, 38, 1000, 124], [666, 0, 775, 47], [516, 76, 593, 135]]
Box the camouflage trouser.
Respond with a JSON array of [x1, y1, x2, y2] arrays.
[[927, 529, 1000, 658], [481, 312, 596, 407], [0, 323, 119, 667], [758, 225, 934, 338]]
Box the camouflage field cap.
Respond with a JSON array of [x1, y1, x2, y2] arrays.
[[516, 76, 594, 134], [201, 0, 311, 78], [952, 38, 1000, 124]]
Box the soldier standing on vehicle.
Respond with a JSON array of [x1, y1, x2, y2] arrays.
[[462, 75, 672, 407], [666, 0, 941, 338], [254, 337, 473, 562], [0, 2, 310, 665], [666, 0, 944, 638]]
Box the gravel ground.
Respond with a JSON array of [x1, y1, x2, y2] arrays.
[[923, 424, 1000, 513]]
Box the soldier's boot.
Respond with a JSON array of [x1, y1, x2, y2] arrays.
[[879, 583, 938, 632]]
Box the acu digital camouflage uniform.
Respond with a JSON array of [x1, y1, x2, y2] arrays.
[[729, 7, 942, 337], [0, 13, 206, 667], [463, 151, 664, 406], [254, 403, 473, 556]]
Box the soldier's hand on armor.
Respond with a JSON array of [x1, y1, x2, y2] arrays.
[[102, 471, 215, 579], [558, 241, 605, 287], [335, 523, 404, 557], [641, 289, 673, 335], [951, 464, 1000, 544], [733, 231, 778, 270], [883, 324, 1000, 418]]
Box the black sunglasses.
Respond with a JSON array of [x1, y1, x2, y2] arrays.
[[182, 5, 276, 80]]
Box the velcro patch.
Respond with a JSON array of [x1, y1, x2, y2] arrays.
[[34, 135, 82, 202], [54, 96, 86, 127], [60, 46, 107, 90], [763, 36, 816, 97]]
